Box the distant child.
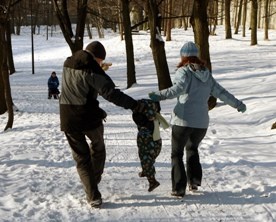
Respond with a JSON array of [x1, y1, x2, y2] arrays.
[[48, 71, 60, 99], [132, 99, 169, 192]]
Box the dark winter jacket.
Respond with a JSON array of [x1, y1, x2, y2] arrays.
[[48, 76, 59, 89], [60, 50, 137, 132]]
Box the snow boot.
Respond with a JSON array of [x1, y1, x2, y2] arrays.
[[89, 198, 102, 208], [147, 177, 160, 192], [189, 184, 198, 192], [171, 190, 185, 197]]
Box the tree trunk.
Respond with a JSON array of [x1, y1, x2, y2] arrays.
[[242, 0, 247, 37], [225, 0, 232, 39], [118, 0, 124, 40], [211, 0, 218, 35], [264, 0, 269, 40], [6, 20, 15, 74], [0, 11, 14, 130], [147, 0, 172, 90], [257, 0, 262, 28], [191, 0, 217, 110], [86, 21, 92, 39], [233, 0, 238, 29], [121, 0, 136, 88], [190, 0, 211, 70], [166, 0, 172, 41], [52, 0, 88, 54], [142, 1, 149, 31], [250, 0, 258, 45], [234, 0, 243, 34], [96, 0, 104, 38], [220, 0, 224, 25]]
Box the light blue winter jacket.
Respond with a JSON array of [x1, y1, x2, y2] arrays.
[[157, 64, 244, 129]]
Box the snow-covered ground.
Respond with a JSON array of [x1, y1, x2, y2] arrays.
[[0, 26, 276, 222]]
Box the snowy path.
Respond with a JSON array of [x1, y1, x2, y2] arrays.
[[1, 106, 275, 221], [1, 26, 276, 221]]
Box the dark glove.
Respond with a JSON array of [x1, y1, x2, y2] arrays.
[[237, 102, 246, 113], [148, 92, 161, 102]]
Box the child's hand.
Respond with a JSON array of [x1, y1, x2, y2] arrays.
[[101, 62, 112, 71]]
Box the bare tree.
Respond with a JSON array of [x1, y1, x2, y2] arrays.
[[118, 0, 124, 40], [52, 0, 88, 54], [264, 0, 270, 40], [121, 0, 136, 88], [225, 0, 232, 39], [208, 0, 219, 35], [147, 0, 172, 90], [242, 0, 247, 37], [0, 0, 14, 131], [250, 0, 258, 45], [95, 0, 105, 38], [234, 0, 243, 34], [191, 0, 217, 110], [165, 0, 173, 41]]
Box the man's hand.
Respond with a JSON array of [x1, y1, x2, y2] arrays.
[[101, 62, 112, 71]]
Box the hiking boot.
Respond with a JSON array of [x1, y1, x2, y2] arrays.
[[189, 184, 198, 191], [148, 177, 160, 192], [138, 171, 146, 177], [171, 190, 185, 197], [89, 198, 102, 208]]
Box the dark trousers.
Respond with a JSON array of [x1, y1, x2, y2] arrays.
[[171, 125, 207, 192], [48, 88, 59, 99], [65, 125, 105, 202]]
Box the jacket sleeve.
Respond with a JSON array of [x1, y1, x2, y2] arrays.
[[87, 72, 137, 110], [158, 68, 189, 100], [210, 76, 241, 108]]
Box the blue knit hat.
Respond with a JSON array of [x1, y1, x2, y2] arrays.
[[180, 41, 199, 57]]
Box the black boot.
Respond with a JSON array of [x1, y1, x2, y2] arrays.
[[147, 177, 160, 192]]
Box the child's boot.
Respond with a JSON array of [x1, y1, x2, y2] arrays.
[[147, 176, 160, 192]]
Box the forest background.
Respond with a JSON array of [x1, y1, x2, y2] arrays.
[[1, 0, 275, 131]]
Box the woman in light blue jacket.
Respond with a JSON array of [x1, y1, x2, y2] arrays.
[[149, 42, 246, 197]]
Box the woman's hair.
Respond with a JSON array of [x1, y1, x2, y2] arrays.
[[51, 71, 56, 75], [177, 56, 206, 68]]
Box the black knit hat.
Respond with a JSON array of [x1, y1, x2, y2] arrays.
[[85, 41, 106, 60]]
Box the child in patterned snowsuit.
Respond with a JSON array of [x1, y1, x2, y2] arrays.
[[132, 99, 169, 192]]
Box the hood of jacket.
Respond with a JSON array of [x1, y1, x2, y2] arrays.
[[187, 63, 210, 82]]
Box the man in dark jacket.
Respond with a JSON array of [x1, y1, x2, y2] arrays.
[[60, 41, 143, 208]]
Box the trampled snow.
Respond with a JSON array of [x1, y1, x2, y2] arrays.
[[0, 26, 275, 221]]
